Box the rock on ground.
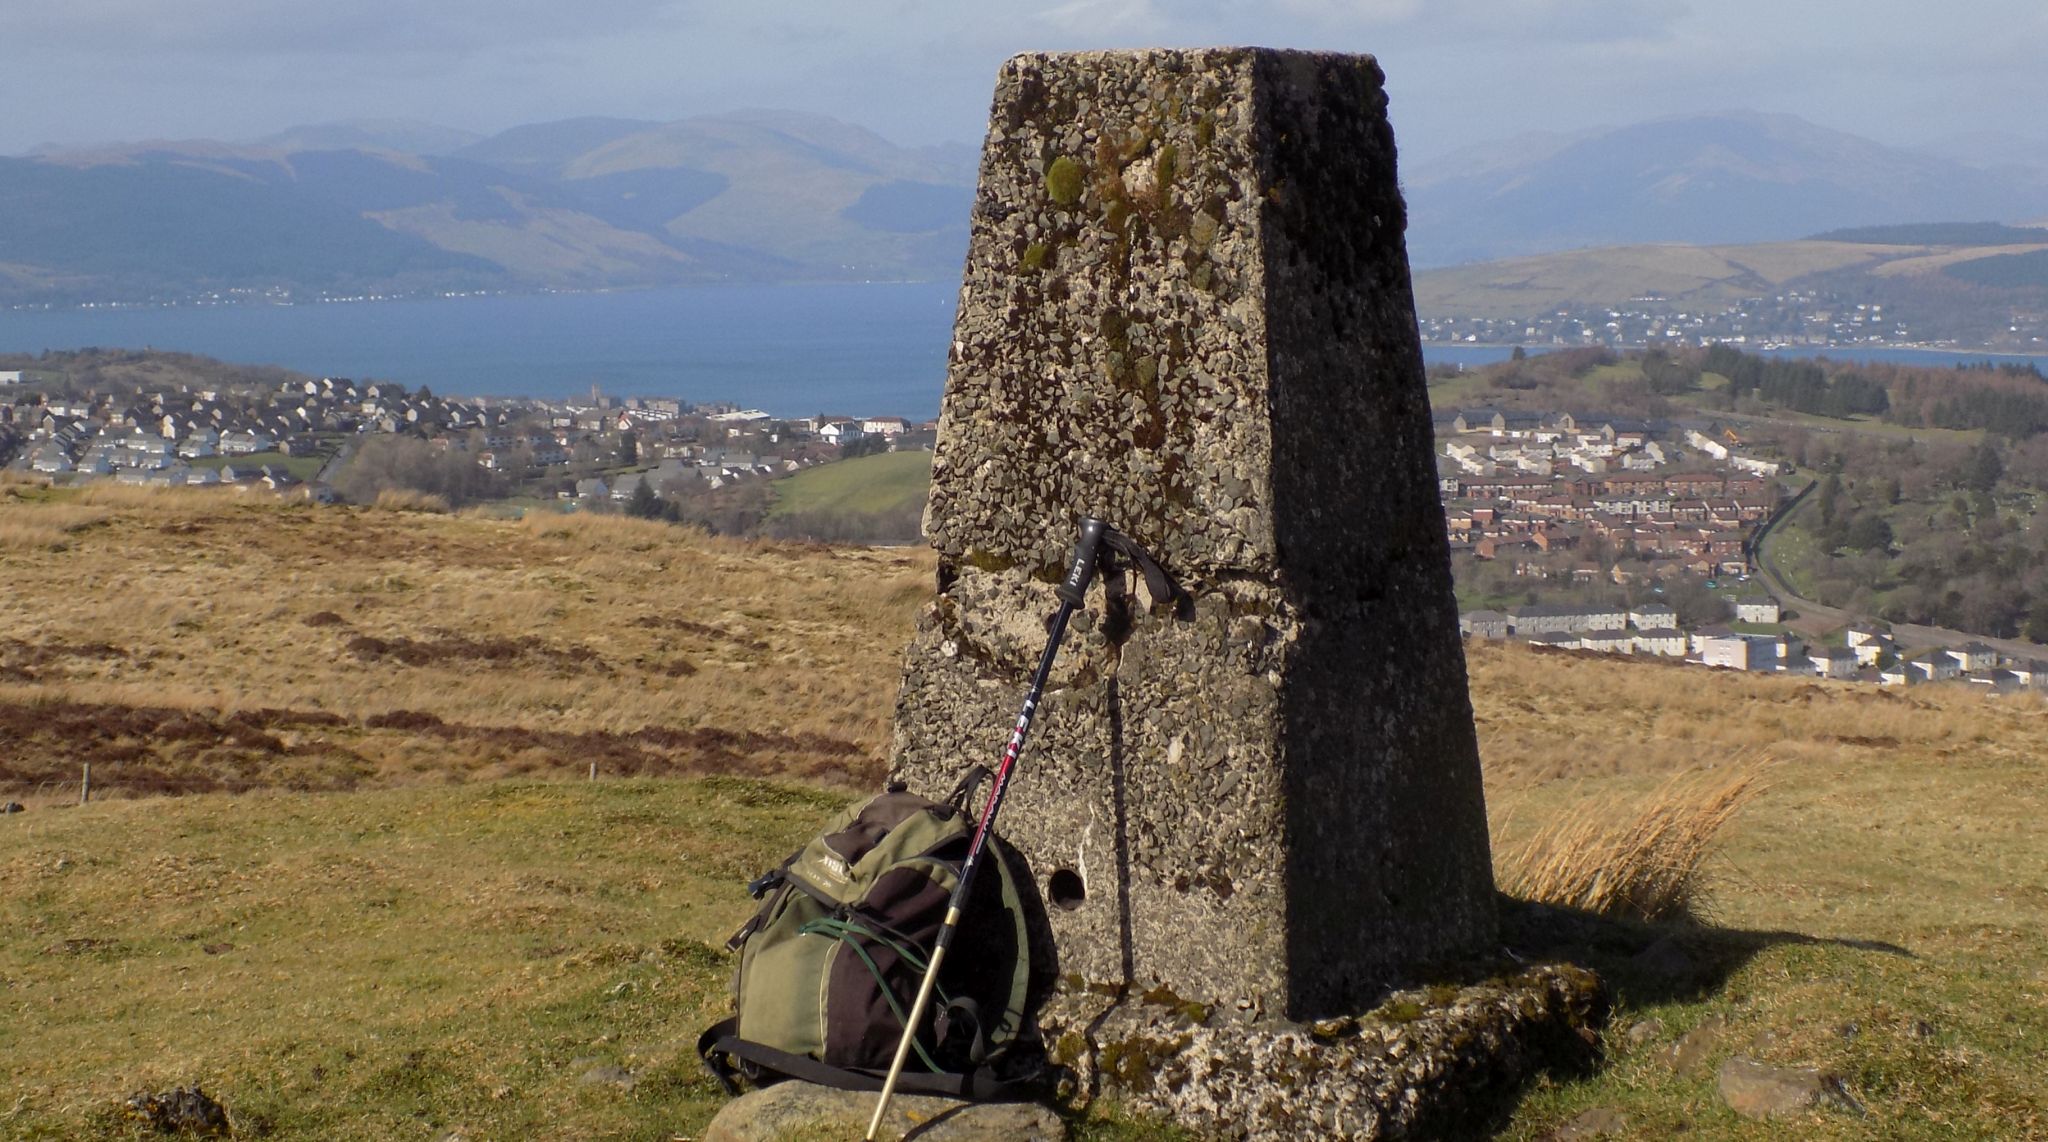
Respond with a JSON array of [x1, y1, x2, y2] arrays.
[[701, 1082, 1067, 1142], [1716, 1055, 1863, 1120]]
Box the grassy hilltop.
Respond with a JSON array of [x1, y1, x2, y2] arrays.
[[2, 485, 2046, 1139]]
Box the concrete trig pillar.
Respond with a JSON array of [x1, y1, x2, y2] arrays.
[[890, 47, 1495, 1023]]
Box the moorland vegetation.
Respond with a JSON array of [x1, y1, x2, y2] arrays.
[[0, 486, 2043, 1138]]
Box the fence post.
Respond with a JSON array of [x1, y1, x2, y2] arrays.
[[81, 762, 91, 805], [588, 762, 597, 782]]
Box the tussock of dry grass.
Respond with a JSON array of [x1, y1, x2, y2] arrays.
[[371, 487, 451, 513], [1493, 766, 1763, 922]]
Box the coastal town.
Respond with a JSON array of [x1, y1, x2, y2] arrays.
[[0, 371, 935, 504], [1420, 287, 2047, 355], [1439, 406, 2048, 690]]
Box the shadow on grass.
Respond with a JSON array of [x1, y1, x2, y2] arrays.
[[1497, 892, 1912, 1011]]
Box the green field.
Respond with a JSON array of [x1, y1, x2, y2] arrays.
[[1, 778, 836, 1141], [767, 450, 932, 518], [188, 450, 331, 482]]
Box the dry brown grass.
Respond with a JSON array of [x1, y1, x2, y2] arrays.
[[371, 487, 452, 513], [0, 489, 931, 800], [1464, 640, 2045, 789], [1492, 766, 1763, 922]]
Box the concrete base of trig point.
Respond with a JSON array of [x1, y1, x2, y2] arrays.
[[886, 45, 1573, 1138]]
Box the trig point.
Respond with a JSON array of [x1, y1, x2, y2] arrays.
[[891, 48, 1496, 1025]]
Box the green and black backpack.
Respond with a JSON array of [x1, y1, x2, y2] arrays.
[[697, 767, 1051, 1099]]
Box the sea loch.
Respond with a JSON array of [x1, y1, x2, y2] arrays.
[[5, 284, 2045, 419]]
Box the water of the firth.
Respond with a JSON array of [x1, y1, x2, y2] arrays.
[[4, 284, 2045, 419]]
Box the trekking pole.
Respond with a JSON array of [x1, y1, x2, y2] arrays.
[[863, 516, 1112, 1141]]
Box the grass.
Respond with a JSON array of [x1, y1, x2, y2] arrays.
[[186, 450, 331, 482], [1492, 767, 1762, 922], [0, 777, 843, 1140], [767, 450, 931, 518], [3, 494, 2048, 1138], [0, 486, 928, 801], [1471, 640, 2048, 1138]]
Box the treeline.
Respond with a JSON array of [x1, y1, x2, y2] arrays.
[[1701, 346, 1890, 418], [1687, 344, 2048, 437]]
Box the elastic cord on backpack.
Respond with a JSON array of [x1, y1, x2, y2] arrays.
[[799, 916, 953, 1074]]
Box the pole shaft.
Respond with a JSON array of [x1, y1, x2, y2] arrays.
[[865, 601, 1075, 1138], [862, 925, 953, 1140]]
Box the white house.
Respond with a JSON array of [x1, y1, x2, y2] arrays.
[[29, 445, 74, 473], [1579, 629, 1635, 655], [177, 429, 220, 459], [1459, 610, 1510, 639], [1845, 623, 1891, 648], [1734, 596, 1781, 624], [818, 421, 865, 446], [1697, 632, 1764, 671], [1633, 628, 1689, 657], [220, 429, 273, 455], [1850, 635, 1894, 667], [0, 371, 23, 385], [1946, 643, 1998, 673], [1629, 603, 1679, 630], [1808, 647, 1860, 680], [1684, 429, 1731, 461]]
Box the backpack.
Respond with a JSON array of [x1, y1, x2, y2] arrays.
[[697, 767, 1049, 1099]]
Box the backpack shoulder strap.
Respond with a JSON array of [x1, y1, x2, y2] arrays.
[[698, 1018, 1035, 1101]]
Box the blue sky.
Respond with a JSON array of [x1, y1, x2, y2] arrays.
[[6, 0, 2044, 161]]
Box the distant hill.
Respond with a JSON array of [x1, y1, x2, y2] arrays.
[[1411, 230, 2048, 331], [1403, 111, 2048, 267], [12, 107, 2046, 305], [1809, 222, 2048, 245], [0, 111, 979, 304], [256, 119, 484, 156]]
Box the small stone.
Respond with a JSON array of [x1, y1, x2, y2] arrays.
[[1661, 1014, 1727, 1077], [1717, 1055, 1862, 1120], [1622, 1018, 1664, 1049], [579, 1065, 636, 1090], [702, 1081, 1067, 1141], [1543, 1106, 1631, 1140]]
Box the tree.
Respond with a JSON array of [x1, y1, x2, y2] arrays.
[[1842, 512, 1893, 553], [1817, 473, 1841, 526], [618, 430, 640, 467], [1963, 442, 2004, 493], [625, 477, 663, 520]]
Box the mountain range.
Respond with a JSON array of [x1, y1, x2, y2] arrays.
[[0, 111, 976, 303], [1, 109, 2044, 305]]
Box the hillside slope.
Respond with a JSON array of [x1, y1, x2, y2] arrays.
[[1412, 232, 2048, 321], [0, 489, 2043, 1138]]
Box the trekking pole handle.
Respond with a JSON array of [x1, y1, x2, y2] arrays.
[[1056, 517, 1110, 607]]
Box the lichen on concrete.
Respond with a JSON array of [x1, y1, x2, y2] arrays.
[[892, 46, 1495, 1027], [1040, 964, 1610, 1140]]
